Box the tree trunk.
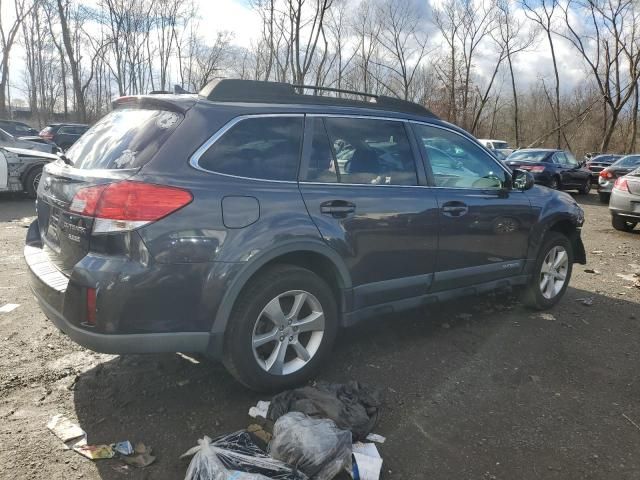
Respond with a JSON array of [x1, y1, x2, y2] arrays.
[[507, 52, 519, 146], [629, 82, 638, 153], [547, 29, 562, 149], [56, 0, 86, 122]]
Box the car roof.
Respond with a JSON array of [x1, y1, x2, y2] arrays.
[[514, 148, 559, 153], [47, 123, 89, 127]]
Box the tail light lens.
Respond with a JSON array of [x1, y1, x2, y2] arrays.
[[70, 181, 193, 233], [86, 288, 97, 326], [600, 169, 613, 179], [530, 166, 545, 172], [614, 177, 629, 192], [39, 129, 54, 140]]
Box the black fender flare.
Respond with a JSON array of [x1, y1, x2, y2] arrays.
[[209, 240, 351, 339]]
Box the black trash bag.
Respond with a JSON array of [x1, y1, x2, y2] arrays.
[[182, 431, 307, 480], [267, 381, 382, 441], [268, 412, 352, 480]]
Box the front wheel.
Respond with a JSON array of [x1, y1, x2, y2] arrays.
[[223, 265, 337, 391], [612, 215, 637, 232], [578, 178, 591, 194], [522, 232, 573, 310], [24, 167, 42, 199]]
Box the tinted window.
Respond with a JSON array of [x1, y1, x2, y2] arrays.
[[322, 117, 417, 185], [508, 150, 551, 162], [66, 109, 183, 169], [199, 117, 303, 181], [614, 155, 640, 168], [555, 152, 568, 164], [564, 152, 578, 166], [414, 124, 507, 189], [59, 125, 88, 135], [304, 118, 338, 183]]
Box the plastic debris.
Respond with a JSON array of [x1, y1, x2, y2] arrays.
[[182, 431, 305, 480], [576, 297, 594, 306], [351, 442, 383, 480], [364, 433, 386, 444], [248, 400, 270, 419], [47, 414, 86, 446], [247, 424, 272, 446], [268, 381, 382, 441], [268, 412, 352, 480], [122, 442, 156, 468], [114, 440, 134, 456], [0, 303, 20, 313], [74, 444, 115, 460]]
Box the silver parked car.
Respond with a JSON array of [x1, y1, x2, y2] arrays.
[[609, 167, 640, 232]]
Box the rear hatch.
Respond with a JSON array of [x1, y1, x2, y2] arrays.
[[37, 106, 186, 274]]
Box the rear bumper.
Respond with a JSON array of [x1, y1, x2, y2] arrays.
[[610, 190, 640, 222]]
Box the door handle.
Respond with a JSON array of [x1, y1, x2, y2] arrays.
[[320, 200, 356, 218], [442, 201, 468, 217]]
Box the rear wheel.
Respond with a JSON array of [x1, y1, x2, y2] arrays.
[[24, 167, 42, 199], [223, 265, 337, 391], [599, 192, 610, 203], [612, 215, 637, 232], [522, 232, 573, 310]]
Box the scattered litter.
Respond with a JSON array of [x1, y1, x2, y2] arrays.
[[74, 444, 115, 460], [267, 381, 382, 441], [114, 440, 134, 456], [584, 269, 601, 274], [591, 250, 604, 254], [456, 313, 472, 320], [248, 400, 271, 419], [441, 322, 451, 329], [0, 303, 20, 313], [364, 433, 386, 444], [351, 442, 383, 480], [269, 412, 352, 480], [622, 413, 640, 432], [47, 414, 86, 446], [176, 352, 201, 364], [247, 424, 272, 446], [182, 431, 305, 480], [539, 313, 556, 321], [177, 379, 190, 387], [529, 375, 541, 383], [576, 297, 593, 306], [122, 442, 155, 468]]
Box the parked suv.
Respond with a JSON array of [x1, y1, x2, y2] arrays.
[[39, 123, 89, 150], [24, 80, 586, 390]]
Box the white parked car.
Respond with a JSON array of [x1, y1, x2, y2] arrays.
[[478, 138, 514, 156], [0, 146, 58, 197]]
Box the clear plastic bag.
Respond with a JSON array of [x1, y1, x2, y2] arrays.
[[182, 432, 306, 480], [268, 412, 352, 480]]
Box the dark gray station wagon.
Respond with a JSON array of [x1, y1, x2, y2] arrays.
[[25, 80, 586, 390]]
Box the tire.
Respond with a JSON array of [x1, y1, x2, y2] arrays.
[[522, 232, 573, 310], [24, 167, 42, 199], [612, 215, 637, 232], [549, 176, 560, 190], [578, 178, 591, 195], [599, 193, 610, 204], [223, 264, 338, 391]]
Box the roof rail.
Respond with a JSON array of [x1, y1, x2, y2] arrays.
[[199, 79, 435, 117]]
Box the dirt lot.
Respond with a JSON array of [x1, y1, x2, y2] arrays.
[[1, 190, 639, 480]]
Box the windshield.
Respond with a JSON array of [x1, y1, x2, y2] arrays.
[[592, 155, 620, 163], [507, 150, 550, 162], [612, 155, 640, 168], [493, 141, 509, 149], [66, 108, 183, 169]]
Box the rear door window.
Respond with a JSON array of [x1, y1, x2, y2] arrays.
[[198, 116, 303, 181], [66, 109, 183, 170], [319, 117, 417, 186]]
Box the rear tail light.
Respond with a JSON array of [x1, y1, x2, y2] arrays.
[[86, 287, 97, 326], [530, 166, 545, 172], [39, 129, 53, 140], [614, 177, 629, 192], [600, 169, 613, 179], [70, 181, 192, 233]]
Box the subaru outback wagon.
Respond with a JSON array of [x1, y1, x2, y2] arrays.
[[25, 80, 586, 390]]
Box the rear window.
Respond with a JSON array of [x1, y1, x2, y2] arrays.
[[197, 116, 303, 181], [508, 150, 551, 162], [66, 109, 183, 169], [59, 125, 88, 135]]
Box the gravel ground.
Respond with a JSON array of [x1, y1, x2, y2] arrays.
[[0, 190, 639, 480]]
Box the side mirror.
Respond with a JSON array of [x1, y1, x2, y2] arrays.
[[512, 169, 535, 191]]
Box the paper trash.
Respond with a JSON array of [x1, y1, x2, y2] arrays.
[[74, 444, 115, 460], [248, 400, 270, 419], [47, 414, 86, 445], [351, 442, 382, 480], [0, 303, 20, 313]]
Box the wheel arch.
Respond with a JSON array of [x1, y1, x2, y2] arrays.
[[209, 241, 351, 342], [542, 216, 586, 265], [20, 161, 46, 185]]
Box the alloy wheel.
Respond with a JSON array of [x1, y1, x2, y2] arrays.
[[32, 172, 41, 193], [539, 245, 569, 299], [251, 290, 325, 376]]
